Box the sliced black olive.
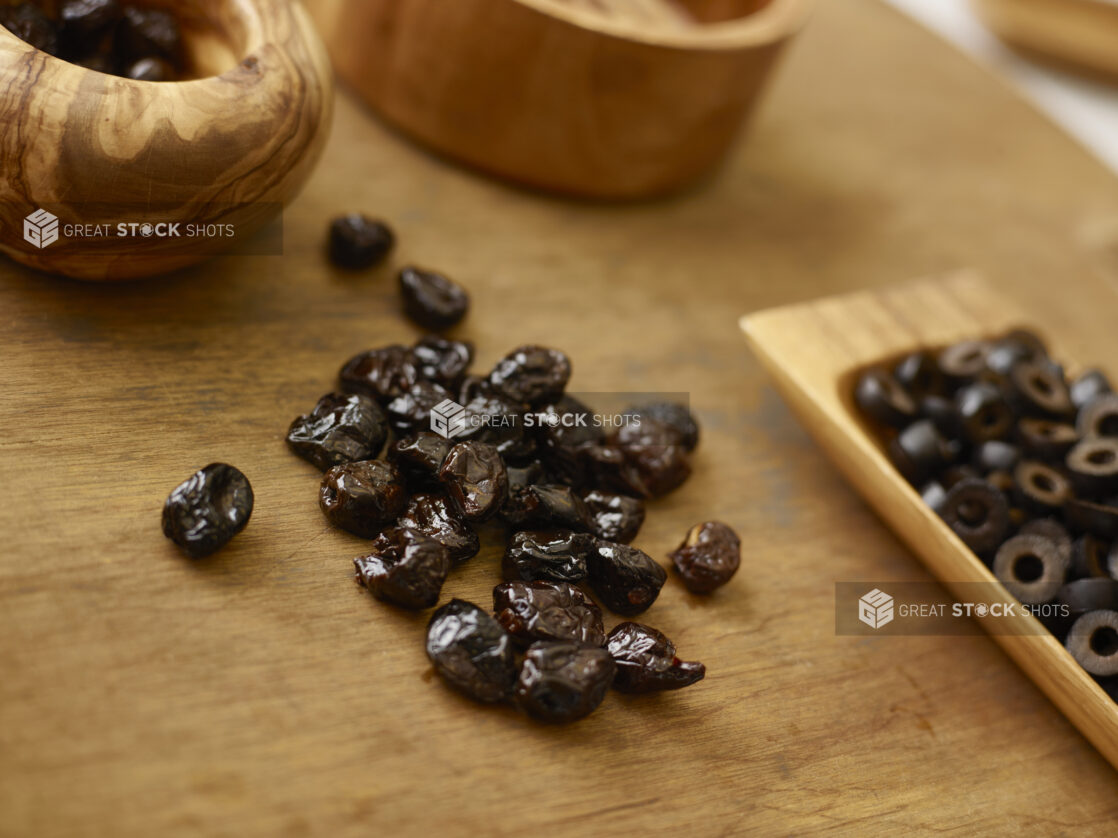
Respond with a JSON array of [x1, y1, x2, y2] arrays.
[[854, 367, 916, 428], [992, 534, 1068, 604], [938, 478, 1010, 555], [1065, 610, 1118, 676]]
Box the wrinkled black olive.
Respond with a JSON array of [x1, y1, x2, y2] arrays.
[[339, 345, 420, 405], [608, 418, 694, 498], [854, 368, 917, 428], [587, 540, 666, 616], [286, 392, 389, 471], [398, 266, 469, 331], [487, 345, 571, 406], [162, 463, 254, 558], [606, 622, 706, 693], [411, 335, 473, 388], [514, 641, 615, 723], [938, 478, 1010, 555], [385, 380, 454, 436], [493, 580, 605, 646], [507, 460, 553, 490], [669, 521, 741, 594], [501, 484, 590, 531], [581, 489, 645, 544], [623, 401, 701, 452], [426, 599, 518, 703], [455, 379, 534, 462], [328, 214, 395, 269], [387, 432, 453, 489], [992, 533, 1069, 604], [397, 493, 479, 563], [353, 527, 449, 609], [535, 396, 604, 485], [438, 441, 509, 522], [502, 530, 596, 583], [319, 460, 407, 537]]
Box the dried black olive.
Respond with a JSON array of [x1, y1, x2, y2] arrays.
[[397, 493, 479, 563], [938, 478, 1010, 555], [385, 380, 454, 436], [411, 335, 473, 389], [1070, 535, 1111, 580], [668, 521, 741, 594], [487, 345, 571, 406], [1013, 460, 1072, 514], [623, 401, 701, 452], [353, 527, 449, 610], [581, 489, 645, 544], [609, 418, 694, 498], [502, 530, 596, 583], [586, 541, 666, 616], [992, 534, 1068, 604], [606, 622, 706, 693], [339, 345, 420, 405], [535, 396, 605, 485], [2, 3, 59, 54], [1077, 393, 1118, 438], [1066, 438, 1118, 497], [387, 432, 453, 489], [501, 484, 590, 531], [893, 352, 944, 398], [59, 0, 120, 48], [1065, 610, 1118, 677], [938, 340, 991, 383], [455, 380, 534, 462], [974, 440, 1020, 473], [888, 419, 953, 486], [514, 642, 615, 723], [398, 266, 469, 331], [1009, 360, 1073, 418], [493, 581, 605, 646], [507, 460, 554, 490], [286, 392, 389, 471], [955, 381, 1011, 443], [1016, 418, 1078, 460], [855, 367, 918, 429], [426, 599, 518, 703], [162, 463, 254, 558], [438, 441, 509, 522], [1070, 370, 1111, 411], [328, 214, 395, 270], [319, 460, 407, 537]]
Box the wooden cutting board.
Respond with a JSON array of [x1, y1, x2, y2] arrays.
[[3, 0, 1118, 834]]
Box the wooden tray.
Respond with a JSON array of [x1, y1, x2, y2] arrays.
[[741, 270, 1118, 771]]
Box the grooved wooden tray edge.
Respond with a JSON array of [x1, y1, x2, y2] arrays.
[[740, 269, 1118, 771]]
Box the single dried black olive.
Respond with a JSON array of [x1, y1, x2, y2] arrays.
[[938, 340, 991, 383], [669, 521, 741, 594], [507, 460, 553, 490], [411, 335, 473, 389], [974, 440, 1020, 473], [353, 527, 450, 610], [938, 478, 1010, 555], [502, 530, 596, 583], [339, 345, 420, 405], [487, 345, 572, 406], [385, 380, 454, 436], [1013, 460, 1072, 514], [319, 460, 407, 537], [455, 380, 535, 463], [493, 581, 605, 646], [501, 484, 590, 531], [1018, 517, 1073, 564], [581, 489, 645, 544], [1008, 360, 1073, 418], [606, 622, 706, 693], [397, 493, 479, 563], [514, 641, 615, 723], [398, 266, 469, 331], [59, 0, 120, 49], [426, 599, 518, 703], [992, 533, 1069, 604], [1065, 610, 1118, 676], [609, 418, 694, 497], [893, 351, 944, 398], [854, 367, 916, 429], [1, 3, 59, 53], [1070, 535, 1111, 580], [286, 392, 389, 471], [1065, 498, 1118, 540], [328, 214, 395, 270], [1077, 393, 1118, 438], [623, 401, 701, 452], [535, 396, 605, 485], [438, 441, 509, 522], [1016, 418, 1078, 460], [887, 419, 953, 486], [1066, 438, 1118, 497], [1071, 370, 1112, 411], [387, 432, 453, 489], [955, 381, 1012, 443], [162, 463, 254, 558], [587, 540, 667, 616]]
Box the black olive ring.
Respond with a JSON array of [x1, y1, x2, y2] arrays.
[[992, 534, 1069, 605], [1065, 609, 1118, 677]]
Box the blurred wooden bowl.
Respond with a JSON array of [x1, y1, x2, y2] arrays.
[[309, 0, 811, 198], [0, 0, 334, 281]]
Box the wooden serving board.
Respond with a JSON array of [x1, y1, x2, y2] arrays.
[[4, 0, 1118, 834], [741, 270, 1118, 770]]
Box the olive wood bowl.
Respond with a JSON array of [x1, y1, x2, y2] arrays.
[[308, 0, 811, 199], [0, 0, 334, 281]]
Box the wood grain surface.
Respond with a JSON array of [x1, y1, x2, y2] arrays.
[[3, 0, 1118, 835]]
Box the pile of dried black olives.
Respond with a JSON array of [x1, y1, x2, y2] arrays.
[[1, 1, 187, 81], [285, 333, 741, 722], [855, 329, 1118, 693]]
